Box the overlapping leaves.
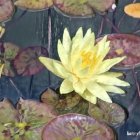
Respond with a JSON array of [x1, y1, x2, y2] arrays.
[[0, 42, 20, 77], [0, 44, 48, 77], [54, 0, 115, 16], [41, 88, 89, 115], [14, 0, 53, 11], [0, 98, 56, 140]]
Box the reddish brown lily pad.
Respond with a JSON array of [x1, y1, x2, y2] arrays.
[[43, 113, 115, 140], [14, 0, 53, 11], [88, 100, 126, 127], [41, 88, 88, 115], [0, 98, 56, 140], [96, 34, 140, 68], [0, 0, 14, 22], [14, 46, 48, 76], [54, 0, 115, 16], [0, 42, 20, 77]]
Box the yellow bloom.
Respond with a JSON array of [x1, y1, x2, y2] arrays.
[[39, 28, 130, 104], [124, 3, 140, 18]]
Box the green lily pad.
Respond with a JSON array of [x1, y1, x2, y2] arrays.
[[0, 98, 56, 140], [54, 0, 115, 16], [41, 88, 88, 115], [0, 42, 20, 77], [0, 0, 14, 22], [42, 114, 115, 140], [14, 0, 53, 11], [88, 99, 126, 127]]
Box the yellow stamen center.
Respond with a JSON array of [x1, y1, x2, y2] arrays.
[[15, 122, 27, 129], [81, 51, 97, 70]]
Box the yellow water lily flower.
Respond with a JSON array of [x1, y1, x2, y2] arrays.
[[39, 28, 130, 104], [124, 3, 140, 18]]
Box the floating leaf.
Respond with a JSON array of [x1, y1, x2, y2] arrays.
[[42, 114, 115, 140], [124, 3, 140, 18], [97, 34, 140, 67], [54, 0, 115, 16], [0, 42, 20, 77], [14, 46, 48, 76], [41, 88, 59, 107], [0, 98, 56, 140], [14, 0, 53, 11], [88, 99, 126, 127], [0, 0, 14, 22], [0, 99, 18, 140], [57, 99, 89, 115], [41, 89, 88, 115]]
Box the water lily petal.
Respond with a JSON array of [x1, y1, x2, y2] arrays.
[[85, 34, 96, 52], [101, 84, 125, 94], [63, 28, 71, 53], [96, 36, 108, 56], [82, 29, 95, 51], [124, 3, 140, 18], [77, 67, 89, 78], [60, 79, 74, 94], [72, 27, 83, 52], [87, 82, 112, 103], [79, 90, 97, 104], [57, 40, 70, 69], [39, 57, 68, 78], [98, 56, 126, 74], [73, 80, 86, 94], [96, 75, 130, 87], [103, 72, 123, 77]]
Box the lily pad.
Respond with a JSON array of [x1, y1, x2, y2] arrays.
[[41, 88, 88, 115], [54, 0, 115, 16], [14, 46, 48, 76], [0, 98, 56, 140], [124, 3, 140, 18], [88, 100, 126, 127], [96, 34, 140, 68], [0, 0, 14, 22], [0, 42, 20, 77], [14, 0, 53, 11], [42, 113, 115, 140]]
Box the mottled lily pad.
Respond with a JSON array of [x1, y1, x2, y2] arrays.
[[14, 46, 48, 76], [0, 42, 20, 77], [0, 98, 56, 140], [41, 88, 88, 115], [14, 0, 53, 11], [0, 0, 14, 22], [97, 34, 140, 68], [88, 100, 126, 127], [43, 114, 115, 140], [54, 0, 115, 16]]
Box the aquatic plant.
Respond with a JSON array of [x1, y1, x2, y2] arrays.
[[39, 28, 130, 104]]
